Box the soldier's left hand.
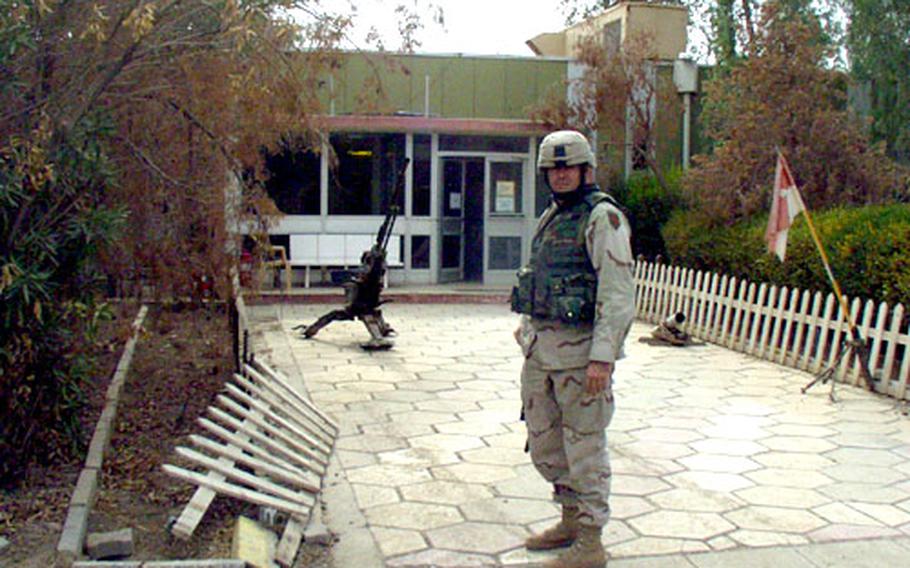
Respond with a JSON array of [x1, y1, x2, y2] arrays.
[[585, 361, 614, 395]]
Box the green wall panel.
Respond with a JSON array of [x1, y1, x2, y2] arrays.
[[328, 53, 570, 120]]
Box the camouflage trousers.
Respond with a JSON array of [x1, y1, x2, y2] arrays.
[[520, 354, 615, 528]]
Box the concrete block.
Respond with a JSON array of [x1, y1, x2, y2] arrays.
[[86, 528, 133, 560], [231, 516, 277, 568], [85, 406, 116, 470], [57, 504, 89, 564], [70, 468, 99, 508], [73, 561, 246, 567]]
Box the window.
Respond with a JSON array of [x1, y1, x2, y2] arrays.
[[439, 135, 528, 153], [329, 133, 406, 215], [489, 237, 522, 270], [263, 143, 320, 215], [489, 161, 523, 214], [412, 135, 431, 216], [411, 235, 430, 269]]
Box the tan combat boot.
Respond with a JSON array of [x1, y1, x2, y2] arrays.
[[543, 525, 606, 568], [525, 505, 579, 550]]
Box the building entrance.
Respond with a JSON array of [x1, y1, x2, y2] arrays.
[[439, 157, 484, 283]]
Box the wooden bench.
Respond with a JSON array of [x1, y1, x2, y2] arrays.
[[288, 234, 403, 288]]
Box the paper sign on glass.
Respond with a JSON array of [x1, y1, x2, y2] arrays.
[[495, 181, 515, 212]]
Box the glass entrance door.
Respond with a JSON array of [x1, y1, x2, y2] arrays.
[[484, 158, 527, 285], [439, 158, 484, 283]]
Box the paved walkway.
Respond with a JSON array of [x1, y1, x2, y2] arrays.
[[249, 302, 910, 567]]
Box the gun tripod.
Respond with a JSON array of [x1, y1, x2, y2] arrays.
[[801, 332, 874, 402], [295, 307, 396, 351]]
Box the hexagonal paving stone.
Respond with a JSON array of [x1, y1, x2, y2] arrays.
[[734, 486, 830, 509], [336, 435, 408, 453], [611, 474, 672, 496], [760, 436, 837, 453], [483, 431, 526, 449], [345, 464, 432, 486], [361, 422, 435, 438], [396, 380, 458, 392], [744, 468, 834, 489], [770, 412, 838, 426], [351, 484, 400, 509], [612, 455, 684, 476], [819, 483, 910, 504], [630, 427, 705, 444], [629, 510, 735, 539], [848, 502, 910, 526], [337, 450, 378, 469], [388, 410, 458, 425], [724, 505, 827, 533], [811, 502, 881, 525], [460, 497, 557, 525], [753, 451, 835, 470], [414, 399, 480, 413], [824, 464, 907, 484], [649, 488, 743, 512], [677, 454, 761, 474], [386, 548, 493, 567], [371, 390, 437, 403], [610, 495, 657, 519], [700, 425, 771, 441], [726, 530, 809, 547], [460, 446, 529, 466], [828, 433, 903, 449], [608, 536, 711, 557], [335, 380, 395, 393], [766, 424, 837, 437], [409, 433, 486, 453], [426, 521, 527, 554], [435, 420, 507, 437], [433, 463, 518, 484], [458, 409, 519, 424], [378, 447, 460, 467], [621, 440, 694, 460], [364, 501, 463, 530], [665, 471, 754, 493], [400, 480, 493, 505], [689, 439, 767, 457], [825, 447, 905, 467], [493, 474, 552, 501], [370, 527, 427, 557], [808, 524, 904, 542]]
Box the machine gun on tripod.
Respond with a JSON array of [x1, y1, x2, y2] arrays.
[[296, 158, 410, 350]]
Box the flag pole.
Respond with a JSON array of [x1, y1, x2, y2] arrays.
[[777, 151, 874, 390]]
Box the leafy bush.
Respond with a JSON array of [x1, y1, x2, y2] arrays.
[[0, 121, 124, 487], [662, 204, 910, 308], [611, 168, 684, 260]]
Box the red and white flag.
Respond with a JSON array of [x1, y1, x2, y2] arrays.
[[765, 151, 806, 261]]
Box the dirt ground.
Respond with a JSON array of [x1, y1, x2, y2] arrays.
[[0, 302, 332, 567]]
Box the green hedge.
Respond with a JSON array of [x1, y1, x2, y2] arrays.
[[611, 168, 684, 259], [662, 204, 910, 308]]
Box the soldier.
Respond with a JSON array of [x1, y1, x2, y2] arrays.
[[511, 130, 635, 568]]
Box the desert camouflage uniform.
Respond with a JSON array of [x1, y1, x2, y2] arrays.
[[517, 189, 635, 528]]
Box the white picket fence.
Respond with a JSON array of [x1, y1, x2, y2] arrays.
[[634, 261, 910, 400]]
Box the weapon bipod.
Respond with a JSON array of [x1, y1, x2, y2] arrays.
[[296, 307, 395, 351], [801, 334, 874, 402]]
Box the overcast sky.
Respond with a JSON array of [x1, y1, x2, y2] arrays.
[[315, 0, 570, 56]]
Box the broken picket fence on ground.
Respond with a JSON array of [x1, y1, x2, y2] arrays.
[[163, 359, 338, 566]]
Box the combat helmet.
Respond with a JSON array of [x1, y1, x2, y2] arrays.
[[537, 130, 596, 172]]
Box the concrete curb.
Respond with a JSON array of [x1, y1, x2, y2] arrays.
[[56, 305, 149, 567]]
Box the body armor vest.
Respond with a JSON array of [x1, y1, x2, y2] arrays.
[[511, 189, 616, 325]]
